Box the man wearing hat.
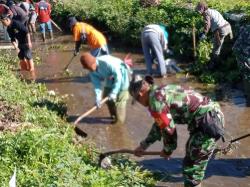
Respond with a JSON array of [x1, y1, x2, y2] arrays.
[[129, 75, 225, 187], [0, 14, 34, 72], [68, 16, 109, 57], [196, 1, 233, 69], [80, 52, 130, 124]]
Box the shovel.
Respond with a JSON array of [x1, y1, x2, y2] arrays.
[[99, 133, 250, 169], [72, 97, 109, 138], [63, 55, 76, 72], [213, 133, 250, 155], [99, 149, 161, 169]]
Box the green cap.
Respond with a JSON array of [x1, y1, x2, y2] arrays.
[[129, 75, 154, 103]]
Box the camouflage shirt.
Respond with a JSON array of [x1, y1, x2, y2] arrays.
[[140, 84, 223, 153], [233, 25, 250, 63]]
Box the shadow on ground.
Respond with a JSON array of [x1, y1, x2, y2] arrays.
[[139, 157, 250, 183]]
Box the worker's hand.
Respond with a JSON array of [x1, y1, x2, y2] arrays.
[[73, 50, 79, 56], [108, 93, 117, 102], [134, 145, 145, 157], [160, 150, 171, 160], [95, 99, 101, 109], [199, 33, 206, 41]]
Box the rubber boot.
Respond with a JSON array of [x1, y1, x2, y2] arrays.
[[106, 100, 118, 124], [116, 106, 126, 125], [49, 31, 53, 40]]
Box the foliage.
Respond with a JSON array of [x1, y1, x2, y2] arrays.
[[52, 0, 249, 82], [0, 51, 155, 186]]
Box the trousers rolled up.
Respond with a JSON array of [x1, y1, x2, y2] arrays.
[[141, 32, 167, 76], [103, 88, 129, 125]]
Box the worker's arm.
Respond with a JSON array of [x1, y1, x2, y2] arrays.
[[11, 41, 18, 51], [150, 110, 177, 154], [27, 33, 32, 49], [89, 73, 103, 107], [140, 123, 162, 150], [108, 63, 123, 100], [72, 26, 82, 55], [203, 11, 211, 34]]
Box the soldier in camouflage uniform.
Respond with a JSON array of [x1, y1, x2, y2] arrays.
[[233, 25, 250, 105], [129, 75, 225, 187]]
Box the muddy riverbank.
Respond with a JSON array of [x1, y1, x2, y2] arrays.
[[29, 35, 250, 186]]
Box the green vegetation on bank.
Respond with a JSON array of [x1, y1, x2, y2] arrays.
[[0, 52, 155, 186], [53, 0, 250, 84]]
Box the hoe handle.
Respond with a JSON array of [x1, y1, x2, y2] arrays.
[[63, 56, 75, 71], [102, 149, 161, 157], [74, 97, 109, 125], [230, 133, 250, 143]]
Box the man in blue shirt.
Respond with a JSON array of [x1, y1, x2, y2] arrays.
[[80, 52, 130, 125]]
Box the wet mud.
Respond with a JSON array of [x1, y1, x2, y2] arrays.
[[31, 35, 250, 186]]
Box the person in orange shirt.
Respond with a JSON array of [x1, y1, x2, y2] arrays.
[[68, 16, 109, 57]]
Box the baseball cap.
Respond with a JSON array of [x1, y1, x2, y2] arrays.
[[129, 75, 154, 104], [68, 16, 77, 29]]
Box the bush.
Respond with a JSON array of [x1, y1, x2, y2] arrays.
[[52, 0, 250, 83]]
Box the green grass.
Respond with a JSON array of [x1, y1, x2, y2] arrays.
[[0, 51, 155, 186]]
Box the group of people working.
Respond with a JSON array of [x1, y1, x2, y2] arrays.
[[0, 0, 53, 72], [66, 2, 229, 187], [0, 1, 249, 186]]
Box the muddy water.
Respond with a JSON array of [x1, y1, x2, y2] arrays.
[[33, 36, 250, 187]]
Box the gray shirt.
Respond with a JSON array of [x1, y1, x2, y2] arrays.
[[203, 8, 229, 33]]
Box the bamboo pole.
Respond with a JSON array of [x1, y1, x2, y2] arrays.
[[192, 23, 197, 60]]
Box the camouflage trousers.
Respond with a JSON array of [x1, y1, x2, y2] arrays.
[[103, 87, 129, 125], [183, 131, 216, 187]]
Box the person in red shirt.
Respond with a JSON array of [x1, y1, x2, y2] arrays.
[[35, 0, 52, 42]]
